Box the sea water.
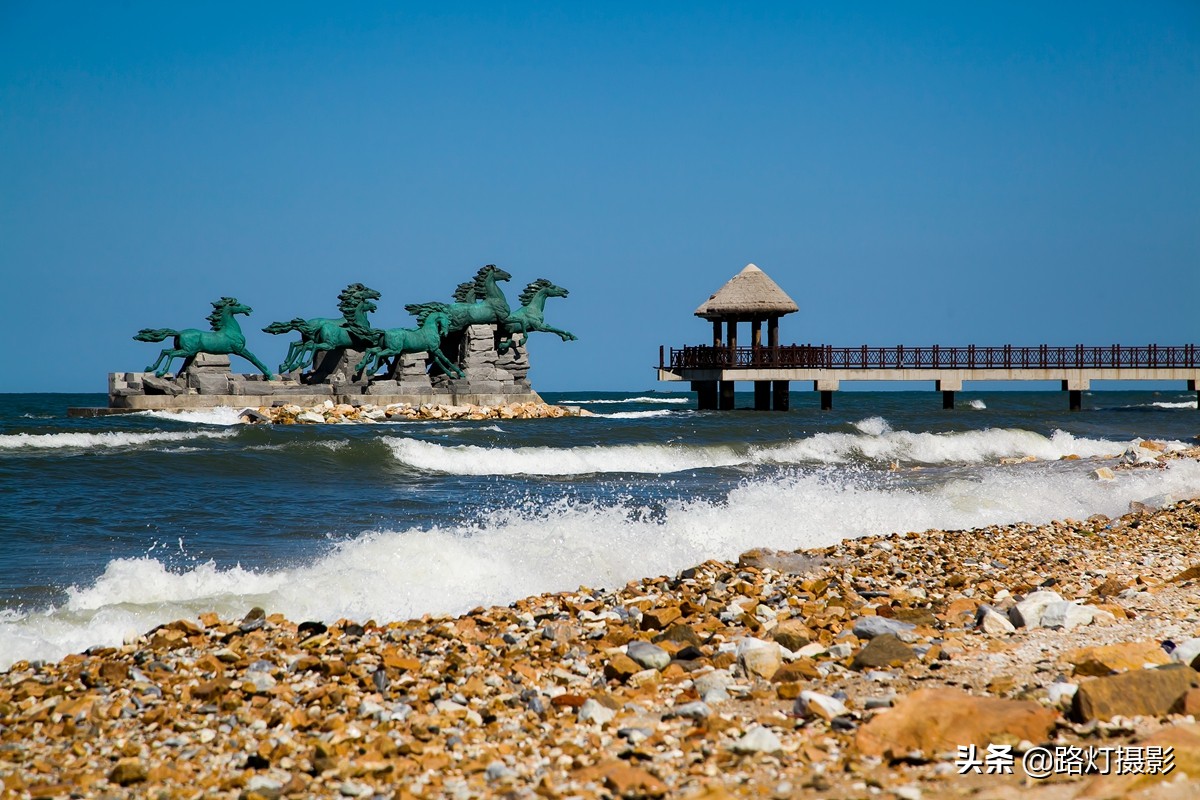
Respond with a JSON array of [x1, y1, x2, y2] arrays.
[[1, 389, 1198, 669]]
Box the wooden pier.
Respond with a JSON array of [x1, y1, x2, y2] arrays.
[[657, 343, 1200, 410], [659, 263, 1198, 411]]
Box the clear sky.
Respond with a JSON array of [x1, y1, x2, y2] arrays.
[[2, 2, 1197, 393]]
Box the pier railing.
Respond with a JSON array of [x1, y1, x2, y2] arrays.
[[661, 344, 1200, 371]]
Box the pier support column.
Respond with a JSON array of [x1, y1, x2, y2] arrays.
[[1190, 380, 1198, 410], [693, 381, 718, 410], [936, 378, 961, 411], [814, 380, 839, 411], [719, 381, 735, 410], [754, 381, 771, 410], [1062, 378, 1089, 412], [772, 381, 790, 411]]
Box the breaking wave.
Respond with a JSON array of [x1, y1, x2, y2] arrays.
[[0, 429, 236, 451], [382, 423, 1168, 476], [4, 457, 1198, 669]]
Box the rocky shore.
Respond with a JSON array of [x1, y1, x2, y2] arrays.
[[235, 401, 594, 424], [4, 451, 1200, 799]]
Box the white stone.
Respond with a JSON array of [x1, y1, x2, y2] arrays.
[[1040, 601, 1103, 631], [577, 699, 616, 726], [1047, 682, 1078, 709], [737, 637, 783, 679], [626, 640, 671, 671], [243, 672, 276, 692], [729, 725, 783, 755], [1171, 638, 1200, 667], [979, 609, 1016, 636], [797, 690, 848, 720], [485, 761, 515, 782], [1008, 591, 1065, 629], [828, 643, 854, 659], [296, 410, 326, 424]]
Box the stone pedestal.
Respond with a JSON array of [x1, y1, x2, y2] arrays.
[[436, 324, 532, 395], [308, 348, 368, 386], [184, 353, 232, 395]]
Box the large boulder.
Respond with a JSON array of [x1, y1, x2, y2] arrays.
[[856, 688, 1057, 759]]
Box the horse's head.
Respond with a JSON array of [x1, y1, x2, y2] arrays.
[[518, 279, 567, 306], [207, 297, 252, 329], [479, 264, 512, 284], [431, 312, 452, 336]]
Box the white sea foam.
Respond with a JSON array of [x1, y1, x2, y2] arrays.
[[969, 399, 987, 410], [5, 458, 1199, 669], [573, 396, 691, 404], [386, 438, 747, 475], [599, 410, 676, 420], [143, 407, 247, 426], [0, 429, 236, 451], [383, 425, 1166, 476], [1149, 401, 1198, 409], [425, 424, 506, 434]]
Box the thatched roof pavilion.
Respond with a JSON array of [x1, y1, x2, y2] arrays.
[[694, 263, 797, 350], [694, 263, 798, 321]]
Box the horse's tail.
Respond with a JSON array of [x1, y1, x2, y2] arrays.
[[134, 328, 177, 342], [405, 302, 450, 326], [262, 318, 306, 336], [345, 321, 381, 345]]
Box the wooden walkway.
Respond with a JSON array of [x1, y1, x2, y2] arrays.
[[657, 344, 1200, 410]]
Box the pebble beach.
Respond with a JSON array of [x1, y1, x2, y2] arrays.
[[4, 445, 1200, 799]]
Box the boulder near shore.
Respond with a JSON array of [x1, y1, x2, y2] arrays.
[[4, 464, 1200, 798]]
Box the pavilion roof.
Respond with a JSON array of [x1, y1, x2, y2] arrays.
[[693, 263, 799, 320]]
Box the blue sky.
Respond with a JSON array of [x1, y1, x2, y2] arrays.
[[2, 2, 1197, 392]]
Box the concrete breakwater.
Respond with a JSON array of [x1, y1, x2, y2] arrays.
[[235, 400, 595, 424]]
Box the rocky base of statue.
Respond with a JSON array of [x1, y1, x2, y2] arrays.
[[97, 324, 541, 413]]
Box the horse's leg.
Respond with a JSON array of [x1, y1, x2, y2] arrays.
[[541, 325, 577, 341], [354, 349, 380, 377], [234, 346, 275, 379], [155, 349, 187, 378], [146, 349, 169, 374], [280, 339, 305, 373], [431, 347, 464, 379]]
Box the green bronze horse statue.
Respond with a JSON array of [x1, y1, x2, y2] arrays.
[[135, 297, 275, 379], [404, 264, 513, 333], [352, 311, 464, 379], [262, 283, 381, 374], [498, 279, 578, 354]]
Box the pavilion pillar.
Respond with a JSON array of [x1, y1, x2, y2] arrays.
[[768, 317, 779, 348], [726, 319, 737, 363], [719, 381, 735, 410], [754, 381, 771, 410], [712, 320, 722, 348], [772, 380, 789, 410]]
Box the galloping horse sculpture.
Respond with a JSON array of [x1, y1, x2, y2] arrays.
[[262, 283, 381, 374], [498, 279, 577, 354], [351, 311, 464, 379], [135, 297, 275, 378], [404, 265, 513, 333]]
